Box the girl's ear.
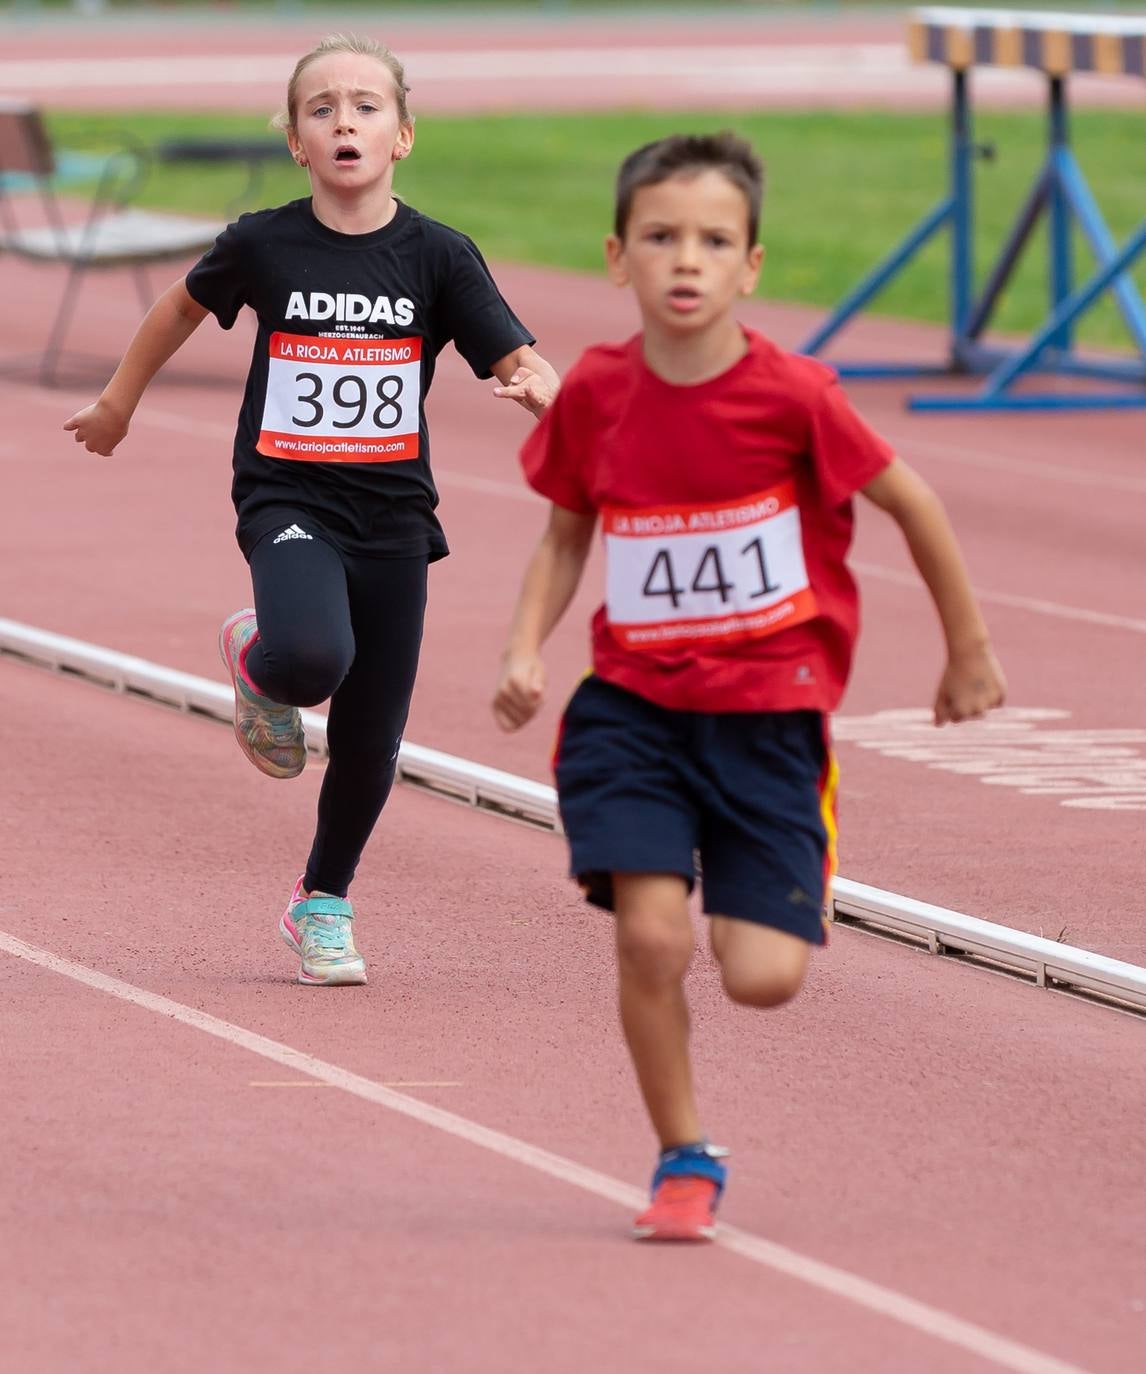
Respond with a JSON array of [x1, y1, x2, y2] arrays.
[[286, 128, 306, 168], [604, 234, 629, 287], [393, 122, 415, 163]]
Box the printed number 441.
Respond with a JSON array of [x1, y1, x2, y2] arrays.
[[642, 539, 779, 608]]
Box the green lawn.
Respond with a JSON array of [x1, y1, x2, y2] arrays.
[[46, 107, 1146, 350]]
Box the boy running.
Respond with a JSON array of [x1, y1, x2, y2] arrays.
[[492, 133, 1005, 1241]]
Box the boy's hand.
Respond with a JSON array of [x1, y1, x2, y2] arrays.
[[63, 399, 129, 456], [492, 368, 557, 419], [934, 643, 1006, 725], [493, 651, 546, 731]]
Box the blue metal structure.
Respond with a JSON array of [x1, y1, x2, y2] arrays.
[[799, 8, 1146, 413]]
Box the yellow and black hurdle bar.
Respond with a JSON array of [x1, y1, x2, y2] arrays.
[[800, 7, 1146, 411]]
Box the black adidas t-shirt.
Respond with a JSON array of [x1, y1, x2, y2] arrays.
[[185, 198, 534, 560]]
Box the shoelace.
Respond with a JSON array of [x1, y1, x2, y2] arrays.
[[265, 705, 301, 743], [305, 912, 352, 952]]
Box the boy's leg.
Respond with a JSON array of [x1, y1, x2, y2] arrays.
[[615, 872, 727, 1243], [613, 872, 699, 1149], [552, 676, 721, 1237], [699, 708, 832, 999], [709, 917, 810, 1008]]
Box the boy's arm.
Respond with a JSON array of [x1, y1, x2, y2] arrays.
[[490, 344, 560, 419], [861, 457, 1006, 725], [493, 502, 597, 731], [63, 280, 210, 455]]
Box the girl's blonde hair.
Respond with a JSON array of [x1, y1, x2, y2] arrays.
[[275, 33, 413, 132]]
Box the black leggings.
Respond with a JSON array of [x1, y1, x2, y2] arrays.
[[245, 530, 428, 898]]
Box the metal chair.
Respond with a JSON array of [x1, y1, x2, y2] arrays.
[[0, 100, 228, 386]]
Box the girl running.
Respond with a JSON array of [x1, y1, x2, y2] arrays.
[[65, 33, 558, 986]]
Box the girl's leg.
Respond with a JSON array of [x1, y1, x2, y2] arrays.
[[709, 917, 810, 1008], [613, 872, 700, 1150], [245, 533, 354, 707], [220, 532, 353, 781], [304, 553, 428, 897]]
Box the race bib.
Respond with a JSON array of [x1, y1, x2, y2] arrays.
[[258, 332, 422, 463], [603, 481, 817, 651]]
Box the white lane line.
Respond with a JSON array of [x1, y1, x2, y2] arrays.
[[855, 561, 1146, 634], [11, 381, 1139, 637], [0, 929, 1088, 1374], [249, 1079, 462, 1088], [906, 434, 1146, 498], [0, 45, 911, 90]]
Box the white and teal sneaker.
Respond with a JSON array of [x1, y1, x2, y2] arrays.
[[279, 876, 367, 986], [218, 609, 306, 780]]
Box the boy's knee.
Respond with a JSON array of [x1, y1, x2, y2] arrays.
[[721, 962, 805, 1009], [617, 916, 693, 986]]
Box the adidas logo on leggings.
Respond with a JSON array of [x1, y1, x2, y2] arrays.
[[272, 523, 313, 544]]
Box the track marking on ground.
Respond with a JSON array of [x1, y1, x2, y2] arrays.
[[907, 434, 1146, 497], [0, 45, 913, 90], [0, 929, 1088, 1374], [10, 383, 1142, 635], [836, 707, 1146, 811], [855, 561, 1146, 634], [249, 1079, 462, 1089]]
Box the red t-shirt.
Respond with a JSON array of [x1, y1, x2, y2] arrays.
[[521, 329, 895, 713]]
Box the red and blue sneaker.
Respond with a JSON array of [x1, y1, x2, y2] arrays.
[[633, 1142, 728, 1242]]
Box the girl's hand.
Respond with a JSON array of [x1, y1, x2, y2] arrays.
[[492, 368, 557, 419], [493, 651, 546, 731], [63, 399, 130, 456], [934, 643, 1006, 725]]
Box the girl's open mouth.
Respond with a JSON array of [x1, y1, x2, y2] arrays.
[[335, 147, 362, 163]]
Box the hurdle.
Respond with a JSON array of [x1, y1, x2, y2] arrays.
[[799, 7, 1146, 412]]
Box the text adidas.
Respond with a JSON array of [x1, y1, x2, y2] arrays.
[[285, 291, 414, 326]]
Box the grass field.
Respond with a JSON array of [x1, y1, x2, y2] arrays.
[[46, 107, 1146, 350], [15, 1, 1146, 11]]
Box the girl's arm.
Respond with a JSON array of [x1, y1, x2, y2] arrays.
[[861, 457, 1006, 725], [63, 280, 210, 455], [493, 503, 597, 731], [491, 344, 561, 419]]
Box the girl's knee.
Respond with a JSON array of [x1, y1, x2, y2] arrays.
[[264, 648, 348, 706]]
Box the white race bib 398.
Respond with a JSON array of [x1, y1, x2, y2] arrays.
[[603, 481, 817, 651], [258, 331, 422, 463]]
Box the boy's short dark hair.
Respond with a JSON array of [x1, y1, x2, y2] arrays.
[[613, 132, 764, 246]]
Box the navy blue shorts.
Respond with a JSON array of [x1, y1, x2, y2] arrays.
[[553, 675, 837, 945]]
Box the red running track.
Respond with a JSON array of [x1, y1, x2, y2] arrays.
[[4, 658, 1146, 1373], [3, 10, 1144, 112], [3, 256, 1144, 957], [2, 240, 1146, 1370]]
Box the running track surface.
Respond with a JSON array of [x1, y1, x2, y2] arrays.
[[4, 262, 1144, 958], [3, 250, 1145, 1374], [3, 9, 1146, 111], [4, 15, 1146, 1374]]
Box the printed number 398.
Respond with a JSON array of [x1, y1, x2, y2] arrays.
[[291, 372, 404, 430]]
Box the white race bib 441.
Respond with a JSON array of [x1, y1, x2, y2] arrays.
[[258, 331, 422, 463], [603, 481, 817, 651]]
